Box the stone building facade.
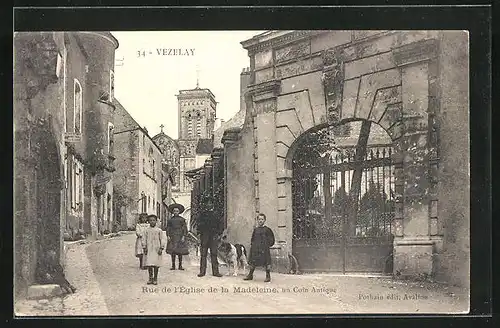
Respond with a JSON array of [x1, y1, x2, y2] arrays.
[[188, 30, 470, 288], [14, 31, 118, 297], [113, 100, 166, 230]]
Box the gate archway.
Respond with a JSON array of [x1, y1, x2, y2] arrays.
[[291, 120, 395, 274]]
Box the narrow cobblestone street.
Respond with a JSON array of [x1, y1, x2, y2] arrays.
[[15, 232, 469, 316]]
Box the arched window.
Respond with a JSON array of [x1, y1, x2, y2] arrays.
[[74, 79, 82, 133]]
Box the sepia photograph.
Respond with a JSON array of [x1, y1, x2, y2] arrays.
[[13, 29, 471, 316]]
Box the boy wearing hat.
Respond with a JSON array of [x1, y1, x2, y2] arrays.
[[142, 214, 165, 285], [165, 203, 189, 270]]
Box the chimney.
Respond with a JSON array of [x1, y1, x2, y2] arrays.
[[143, 126, 148, 135], [214, 118, 222, 131], [240, 67, 251, 111]]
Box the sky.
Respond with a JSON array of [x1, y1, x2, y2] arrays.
[[111, 31, 265, 139]]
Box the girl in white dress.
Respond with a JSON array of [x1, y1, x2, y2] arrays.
[[134, 214, 149, 270], [142, 214, 165, 285]]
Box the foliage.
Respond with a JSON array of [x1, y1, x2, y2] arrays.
[[357, 181, 394, 227], [292, 125, 338, 169], [332, 186, 348, 216]]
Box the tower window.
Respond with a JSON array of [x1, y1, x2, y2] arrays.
[[196, 118, 202, 137]]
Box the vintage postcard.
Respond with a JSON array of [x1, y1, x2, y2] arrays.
[[14, 29, 470, 316]]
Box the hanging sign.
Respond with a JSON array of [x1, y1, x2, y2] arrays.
[[64, 132, 82, 143]]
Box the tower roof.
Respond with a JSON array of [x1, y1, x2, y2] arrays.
[[176, 88, 216, 104]]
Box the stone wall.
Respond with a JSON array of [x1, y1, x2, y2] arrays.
[[433, 31, 470, 288], [138, 130, 163, 221], [113, 101, 163, 229], [63, 33, 89, 237], [14, 32, 119, 296], [223, 119, 256, 252], [14, 32, 66, 297], [113, 101, 140, 229], [235, 30, 469, 284]]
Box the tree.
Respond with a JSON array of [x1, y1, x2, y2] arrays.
[[347, 120, 372, 235]]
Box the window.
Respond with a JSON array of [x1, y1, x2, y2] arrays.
[[74, 79, 82, 134], [77, 165, 83, 210], [141, 192, 146, 213], [196, 118, 202, 137], [109, 70, 115, 101], [143, 158, 146, 173], [187, 114, 193, 137], [152, 159, 155, 178], [148, 196, 150, 209], [64, 155, 68, 189], [68, 155, 84, 212], [107, 122, 114, 154], [56, 52, 63, 78]]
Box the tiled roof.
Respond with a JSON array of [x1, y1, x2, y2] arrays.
[[213, 107, 247, 148], [196, 138, 214, 154]]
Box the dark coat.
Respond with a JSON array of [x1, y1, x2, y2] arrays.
[[248, 226, 275, 267], [197, 210, 222, 239], [166, 215, 189, 255]]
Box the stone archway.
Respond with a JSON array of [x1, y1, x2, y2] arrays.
[[246, 34, 438, 275], [289, 119, 397, 273], [255, 64, 407, 269]]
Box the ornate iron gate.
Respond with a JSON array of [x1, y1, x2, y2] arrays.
[[292, 129, 395, 274]]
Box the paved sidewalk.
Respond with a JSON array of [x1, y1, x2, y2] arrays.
[[61, 239, 110, 315], [14, 233, 128, 317]]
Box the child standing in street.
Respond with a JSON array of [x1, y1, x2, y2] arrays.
[[135, 213, 149, 270], [142, 214, 165, 285], [244, 213, 275, 282]]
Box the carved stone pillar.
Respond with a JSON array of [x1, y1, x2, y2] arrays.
[[221, 131, 240, 232], [391, 39, 439, 278], [247, 79, 281, 232], [275, 168, 293, 273]]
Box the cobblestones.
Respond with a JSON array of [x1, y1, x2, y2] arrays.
[[15, 233, 469, 316]]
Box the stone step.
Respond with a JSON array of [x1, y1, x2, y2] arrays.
[[27, 284, 63, 300]]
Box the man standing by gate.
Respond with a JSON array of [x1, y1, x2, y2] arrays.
[[196, 192, 223, 277]]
